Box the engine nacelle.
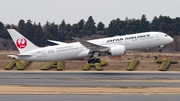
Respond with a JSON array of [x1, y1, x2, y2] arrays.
[[109, 45, 126, 56]]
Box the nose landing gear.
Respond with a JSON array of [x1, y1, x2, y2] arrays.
[[159, 48, 163, 52], [159, 45, 164, 52]]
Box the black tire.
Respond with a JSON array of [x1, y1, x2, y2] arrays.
[[96, 58, 100, 63], [159, 49, 163, 52], [91, 58, 96, 64], [88, 60, 92, 63]]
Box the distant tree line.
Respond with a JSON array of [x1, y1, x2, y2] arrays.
[[0, 14, 180, 47]]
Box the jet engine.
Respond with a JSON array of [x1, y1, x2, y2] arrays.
[[109, 45, 126, 56]]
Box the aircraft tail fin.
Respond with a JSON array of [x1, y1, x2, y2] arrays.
[[7, 29, 39, 53]]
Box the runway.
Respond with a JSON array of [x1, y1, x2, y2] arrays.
[[1, 94, 180, 101], [1, 71, 180, 100], [0, 71, 180, 87]]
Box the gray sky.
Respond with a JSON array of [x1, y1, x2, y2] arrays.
[[0, 0, 180, 27]]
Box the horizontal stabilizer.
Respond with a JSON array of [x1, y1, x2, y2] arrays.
[[7, 53, 33, 58], [17, 53, 33, 56], [7, 55, 16, 59], [7, 53, 33, 59]]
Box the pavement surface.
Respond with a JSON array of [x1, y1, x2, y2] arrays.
[[0, 94, 180, 101], [1, 71, 180, 101], [0, 71, 180, 87]]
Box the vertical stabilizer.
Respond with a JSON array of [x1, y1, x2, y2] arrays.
[[7, 29, 39, 53]]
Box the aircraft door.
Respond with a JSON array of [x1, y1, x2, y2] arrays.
[[156, 34, 160, 41], [36, 50, 47, 60], [42, 50, 47, 58]]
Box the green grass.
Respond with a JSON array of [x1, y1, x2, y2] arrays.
[[156, 60, 178, 71], [126, 59, 139, 71], [4, 59, 31, 70]]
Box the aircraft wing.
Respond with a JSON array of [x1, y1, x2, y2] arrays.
[[48, 40, 68, 45], [72, 37, 109, 52]]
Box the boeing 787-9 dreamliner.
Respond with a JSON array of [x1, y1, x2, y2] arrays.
[[7, 29, 173, 63]]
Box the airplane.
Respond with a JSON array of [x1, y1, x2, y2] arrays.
[[7, 29, 173, 63]]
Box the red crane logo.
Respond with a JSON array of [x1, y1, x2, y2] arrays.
[[16, 38, 27, 49]]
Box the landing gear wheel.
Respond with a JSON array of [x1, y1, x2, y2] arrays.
[[88, 59, 92, 63], [96, 58, 100, 63], [159, 45, 164, 52], [159, 48, 163, 52], [91, 58, 96, 63], [87, 58, 101, 64]]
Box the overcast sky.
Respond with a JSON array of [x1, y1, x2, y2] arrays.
[[0, 0, 180, 27]]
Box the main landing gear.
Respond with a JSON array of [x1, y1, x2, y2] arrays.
[[88, 52, 101, 64], [88, 58, 101, 64]]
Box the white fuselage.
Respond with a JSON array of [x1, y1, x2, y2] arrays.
[[15, 32, 173, 61]]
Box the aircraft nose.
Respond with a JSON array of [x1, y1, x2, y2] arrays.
[[164, 33, 174, 43], [169, 36, 174, 43]]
